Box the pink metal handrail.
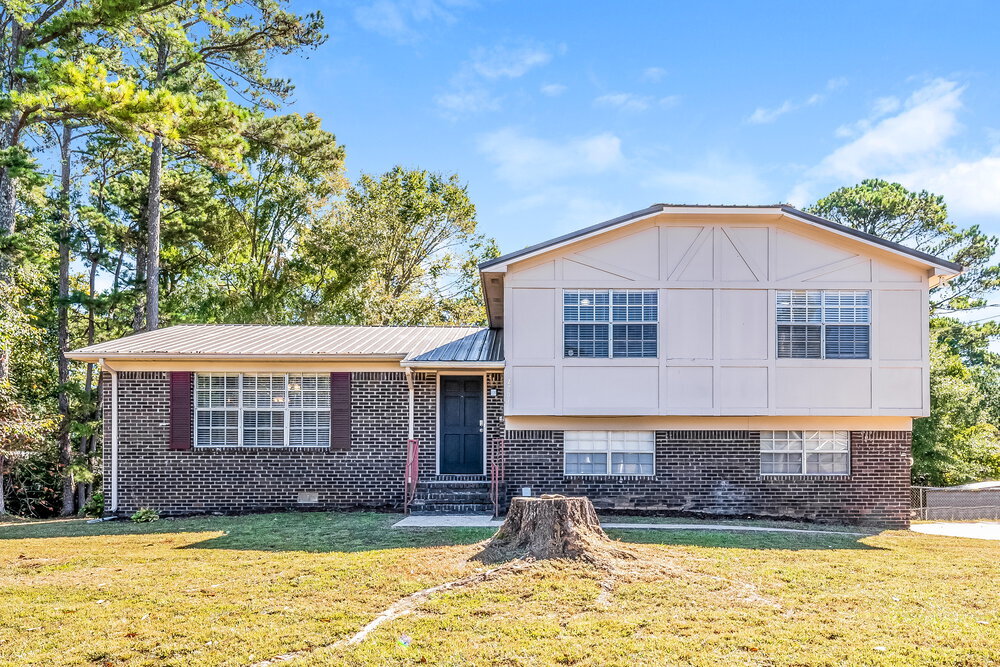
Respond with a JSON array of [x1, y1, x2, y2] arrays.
[[403, 439, 419, 514], [489, 438, 506, 517]]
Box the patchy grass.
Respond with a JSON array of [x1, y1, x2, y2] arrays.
[[1, 512, 998, 666]]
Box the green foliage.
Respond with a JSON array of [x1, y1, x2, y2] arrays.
[[336, 166, 498, 325], [83, 490, 104, 517], [809, 179, 1000, 312], [130, 507, 159, 523], [811, 180, 1000, 485]]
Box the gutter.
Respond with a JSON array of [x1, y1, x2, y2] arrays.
[[404, 367, 415, 441], [100, 358, 119, 514], [64, 352, 408, 363], [400, 361, 505, 369]]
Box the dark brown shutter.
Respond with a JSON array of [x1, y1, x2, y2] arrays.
[[169, 372, 193, 450], [330, 372, 351, 450]]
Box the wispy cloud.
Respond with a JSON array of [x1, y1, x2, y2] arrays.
[[477, 127, 624, 187], [747, 77, 847, 124], [594, 92, 680, 112], [354, 0, 467, 43], [540, 83, 567, 97], [641, 66, 667, 83], [436, 40, 559, 117], [471, 43, 554, 79], [786, 78, 1000, 217]]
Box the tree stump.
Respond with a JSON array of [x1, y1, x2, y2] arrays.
[[474, 495, 633, 563]]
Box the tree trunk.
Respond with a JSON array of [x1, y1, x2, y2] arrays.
[[0, 453, 7, 516], [475, 495, 632, 563], [57, 123, 75, 516], [144, 132, 163, 331]]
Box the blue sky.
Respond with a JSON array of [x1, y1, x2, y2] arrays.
[[277, 0, 1000, 260]]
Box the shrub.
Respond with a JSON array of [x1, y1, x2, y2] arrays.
[[82, 491, 104, 517], [131, 507, 159, 523]]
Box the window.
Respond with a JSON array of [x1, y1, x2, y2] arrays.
[[760, 430, 850, 475], [564, 290, 658, 358], [776, 290, 870, 359], [195, 373, 331, 447], [564, 431, 655, 476]]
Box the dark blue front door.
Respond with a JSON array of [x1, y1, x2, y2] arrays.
[[439, 376, 483, 474]]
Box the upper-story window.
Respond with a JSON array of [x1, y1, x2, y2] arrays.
[[563, 289, 658, 358], [776, 290, 870, 359], [195, 373, 330, 447]]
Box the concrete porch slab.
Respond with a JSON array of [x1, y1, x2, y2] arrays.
[[391, 515, 867, 535]]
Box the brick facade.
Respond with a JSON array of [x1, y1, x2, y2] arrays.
[[102, 370, 506, 516], [502, 429, 912, 528], [102, 371, 910, 526]]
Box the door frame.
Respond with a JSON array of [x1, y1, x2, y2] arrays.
[[435, 371, 487, 476]]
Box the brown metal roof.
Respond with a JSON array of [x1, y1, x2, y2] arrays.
[[67, 325, 505, 363]]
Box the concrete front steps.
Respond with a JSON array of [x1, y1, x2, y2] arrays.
[[409, 475, 496, 515]]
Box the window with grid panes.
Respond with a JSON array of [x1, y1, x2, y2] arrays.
[[194, 373, 330, 447], [564, 431, 655, 475], [776, 290, 870, 359], [759, 430, 850, 475], [563, 289, 658, 358]]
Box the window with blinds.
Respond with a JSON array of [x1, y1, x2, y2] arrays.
[[776, 290, 870, 359], [760, 430, 850, 475], [194, 373, 330, 447], [564, 289, 658, 358]]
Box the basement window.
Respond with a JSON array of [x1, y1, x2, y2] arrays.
[[564, 431, 655, 476], [760, 430, 850, 475], [194, 373, 330, 447]]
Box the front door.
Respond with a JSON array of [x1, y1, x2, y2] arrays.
[[439, 375, 484, 474]]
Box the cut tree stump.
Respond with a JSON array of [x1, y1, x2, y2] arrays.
[[474, 495, 635, 563]]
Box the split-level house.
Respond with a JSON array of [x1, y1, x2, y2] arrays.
[[67, 204, 963, 527]]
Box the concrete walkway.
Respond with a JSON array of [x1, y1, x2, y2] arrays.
[[391, 515, 867, 536], [910, 521, 1000, 541]]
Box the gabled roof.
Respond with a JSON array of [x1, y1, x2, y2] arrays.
[[67, 324, 504, 364], [478, 204, 964, 274]]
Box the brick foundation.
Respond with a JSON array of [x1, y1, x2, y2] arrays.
[[502, 429, 911, 528]]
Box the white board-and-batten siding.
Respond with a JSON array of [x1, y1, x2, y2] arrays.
[[503, 213, 930, 418]]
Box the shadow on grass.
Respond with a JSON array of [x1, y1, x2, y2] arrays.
[[608, 528, 882, 550], [2, 511, 883, 553], [0, 512, 495, 553]]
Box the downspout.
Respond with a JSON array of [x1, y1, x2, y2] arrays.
[[100, 358, 119, 514], [404, 367, 415, 440]]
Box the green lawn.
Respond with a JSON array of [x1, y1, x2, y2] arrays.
[[1, 513, 997, 666]]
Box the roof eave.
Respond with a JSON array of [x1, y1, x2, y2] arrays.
[[400, 360, 505, 369]]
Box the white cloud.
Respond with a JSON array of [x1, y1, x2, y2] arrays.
[[641, 66, 667, 83], [436, 40, 559, 116], [434, 87, 500, 114], [595, 93, 680, 112], [540, 83, 567, 97], [642, 154, 774, 205], [595, 92, 652, 112], [748, 100, 796, 124], [787, 79, 995, 212], [471, 43, 552, 79], [354, 0, 464, 42], [477, 128, 624, 187], [892, 156, 1000, 217], [747, 77, 847, 124]]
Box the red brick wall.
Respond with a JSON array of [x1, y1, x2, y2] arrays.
[[502, 429, 912, 527]]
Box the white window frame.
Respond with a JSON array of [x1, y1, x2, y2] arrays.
[[563, 431, 656, 476], [563, 289, 659, 358], [759, 430, 851, 476], [776, 290, 871, 359], [194, 372, 330, 448]]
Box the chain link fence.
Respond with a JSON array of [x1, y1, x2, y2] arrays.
[[912, 484, 1000, 521]]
